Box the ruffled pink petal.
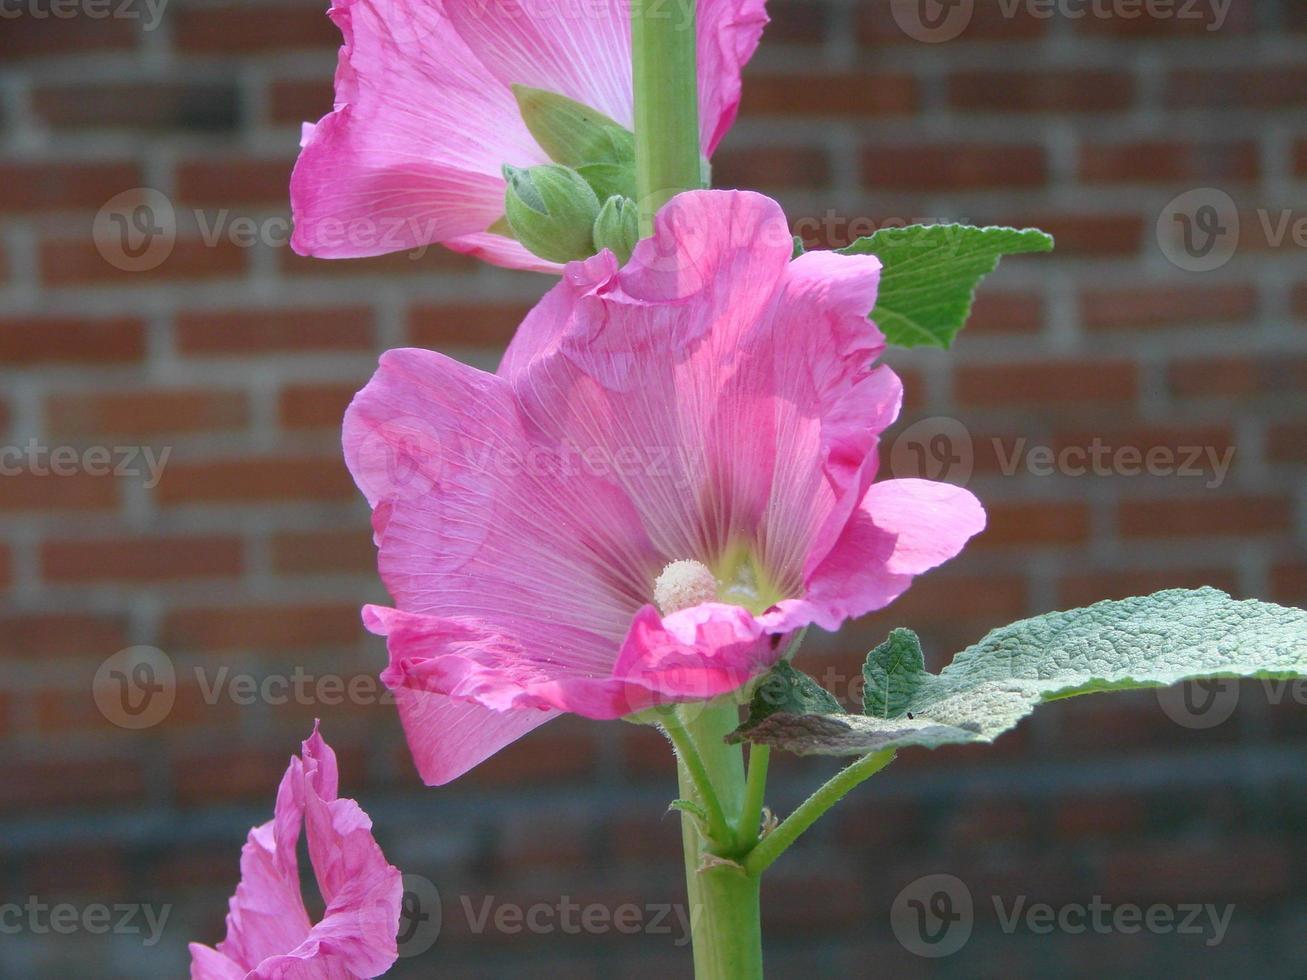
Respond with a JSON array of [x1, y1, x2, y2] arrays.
[[697, 0, 769, 154], [774, 479, 986, 632], [290, 0, 548, 258], [188, 945, 246, 980], [191, 726, 401, 980], [369, 602, 774, 720]]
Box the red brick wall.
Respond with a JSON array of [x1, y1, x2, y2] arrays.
[[1, 0, 1304, 975]]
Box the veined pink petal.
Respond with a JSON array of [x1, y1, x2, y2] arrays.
[[290, 0, 547, 259], [189, 725, 402, 979], [775, 479, 987, 632], [291, 0, 769, 267]]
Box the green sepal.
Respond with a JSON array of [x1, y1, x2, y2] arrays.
[[503, 163, 600, 264], [513, 85, 635, 167]]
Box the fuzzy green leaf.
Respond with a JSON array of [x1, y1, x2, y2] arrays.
[[734, 588, 1307, 755], [840, 224, 1054, 349]]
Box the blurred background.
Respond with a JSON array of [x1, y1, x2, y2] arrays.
[[2, 0, 1305, 975]]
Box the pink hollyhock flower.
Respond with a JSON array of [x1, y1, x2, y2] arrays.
[[189, 725, 403, 979], [290, 0, 768, 271], [344, 190, 986, 785]]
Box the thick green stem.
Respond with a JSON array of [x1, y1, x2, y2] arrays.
[[674, 702, 761, 979], [735, 745, 770, 849], [631, 0, 703, 235], [744, 749, 897, 877]]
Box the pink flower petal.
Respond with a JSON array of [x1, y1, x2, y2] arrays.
[[190, 725, 402, 979], [779, 479, 987, 632], [290, 0, 548, 259]]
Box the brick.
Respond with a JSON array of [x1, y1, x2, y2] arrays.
[[0, 612, 129, 658], [268, 78, 333, 125], [270, 528, 376, 574], [741, 72, 917, 117], [1079, 283, 1257, 329], [173, 747, 297, 806], [1295, 281, 1307, 315], [965, 290, 1043, 335], [948, 70, 1134, 113], [407, 303, 531, 349], [1100, 840, 1290, 904], [162, 601, 365, 653], [46, 389, 249, 438], [1168, 355, 1307, 398], [1073, 0, 1255, 36], [41, 535, 244, 583], [155, 455, 356, 505], [176, 308, 374, 355], [5, 8, 140, 59], [1272, 563, 1307, 605], [1052, 794, 1147, 840], [973, 500, 1091, 548], [0, 759, 147, 813], [40, 237, 247, 285], [0, 472, 117, 511], [1268, 422, 1307, 464], [456, 718, 599, 788], [31, 81, 240, 130], [278, 382, 360, 430], [173, 4, 340, 54], [1080, 139, 1260, 183], [956, 360, 1137, 406], [1001, 213, 1143, 255], [0, 316, 145, 365], [0, 160, 141, 212], [713, 147, 830, 190], [858, 0, 1048, 44], [862, 143, 1047, 191], [1058, 566, 1239, 607], [176, 157, 295, 208], [1166, 68, 1307, 109], [1295, 141, 1307, 178], [764, 0, 829, 44], [1117, 496, 1292, 538], [0, 542, 9, 591]]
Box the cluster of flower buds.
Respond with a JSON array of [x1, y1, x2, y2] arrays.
[[502, 86, 644, 263]]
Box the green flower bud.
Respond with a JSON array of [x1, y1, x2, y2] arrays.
[[503, 164, 601, 264], [592, 196, 640, 265], [512, 86, 635, 167]]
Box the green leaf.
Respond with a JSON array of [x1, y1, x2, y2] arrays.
[[734, 588, 1307, 755], [733, 660, 844, 740], [862, 628, 932, 718], [840, 224, 1054, 349], [575, 162, 637, 203]]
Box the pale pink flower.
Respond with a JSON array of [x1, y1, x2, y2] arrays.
[[344, 190, 986, 785], [290, 0, 769, 271], [189, 725, 403, 979]]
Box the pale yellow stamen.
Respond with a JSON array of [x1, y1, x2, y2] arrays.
[[654, 559, 718, 615]]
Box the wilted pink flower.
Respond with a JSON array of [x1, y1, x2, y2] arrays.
[[344, 190, 985, 785], [189, 725, 403, 979], [290, 0, 768, 270]]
